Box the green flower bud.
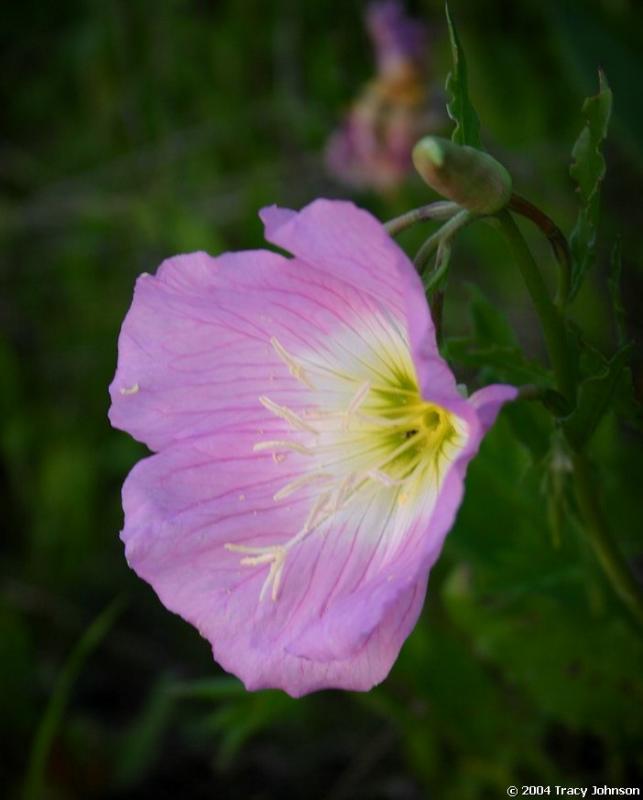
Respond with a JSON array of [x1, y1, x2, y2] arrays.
[[412, 136, 512, 214]]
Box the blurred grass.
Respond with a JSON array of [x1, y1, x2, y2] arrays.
[[23, 598, 124, 800], [1, 1, 643, 798]]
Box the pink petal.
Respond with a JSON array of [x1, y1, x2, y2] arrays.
[[110, 200, 518, 696], [260, 199, 460, 404], [468, 384, 519, 433], [121, 433, 429, 696], [110, 240, 430, 451]]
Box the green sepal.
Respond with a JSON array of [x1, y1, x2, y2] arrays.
[[412, 137, 511, 214], [569, 71, 612, 301], [444, 3, 482, 150]]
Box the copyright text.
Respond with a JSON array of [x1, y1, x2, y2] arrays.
[[506, 787, 640, 797]]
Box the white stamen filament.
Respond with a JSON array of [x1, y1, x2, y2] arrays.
[[259, 396, 319, 433], [271, 337, 315, 389], [366, 469, 406, 488], [272, 471, 332, 501], [342, 381, 371, 430], [302, 492, 332, 533], [253, 440, 313, 456]]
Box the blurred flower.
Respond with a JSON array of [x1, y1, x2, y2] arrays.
[[109, 199, 515, 696], [326, 1, 441, 191]]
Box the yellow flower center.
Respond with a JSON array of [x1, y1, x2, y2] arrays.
[[226, 321, 467, 602]]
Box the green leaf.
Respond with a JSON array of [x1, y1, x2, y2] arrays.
[[204, 691, 298, 767], [569, 71, 613, 300], [23, 598, 125, 800], [173, 680, 298, 769], [443, 284, 552, 387], [444, 3, 482, 149], [503, 400, 553, 461], [444, 567, 643, 736], [443, 415, 643, 738], [608, 237, 626, 347], [563, 342, 633, 448], [113, 676, 176, 790], [541, 389, 574, 418], [467, 283, 518, 347], [445, 339, 551, 387], [542, 430, 574, 548], [170, 675, 246, 700]]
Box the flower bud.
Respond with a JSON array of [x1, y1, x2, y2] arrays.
[[412, 136, 512, 214]]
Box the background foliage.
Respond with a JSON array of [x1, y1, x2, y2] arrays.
[[2, 1, 642, 797]]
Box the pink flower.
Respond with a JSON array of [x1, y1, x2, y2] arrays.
[[367, 0, 427, 77], [326, 1, 442, 191], [109, 200, 516, 697]]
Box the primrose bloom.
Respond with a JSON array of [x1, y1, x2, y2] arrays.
[[326, 1, 442, 191], [109, 199, 516, 697]]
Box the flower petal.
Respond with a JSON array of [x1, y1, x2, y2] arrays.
[[469, 384, 519, 433], [109, 238, 444, 452], [110, 200, 518, 696], [288, 385, 518, 663], [260, 199, 460, 404], [109, 250, 289, 451], [121, 433, 429, 696]]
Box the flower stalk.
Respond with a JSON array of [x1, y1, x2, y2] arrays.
[[493, 210, 643, 629], [390, 189, 643, 629], [384, 201, 460, 236], [508, 193, 572, 307], [572, 452, 643, 627], [414, 208, 472, 275], [495, 210, 575, 404]]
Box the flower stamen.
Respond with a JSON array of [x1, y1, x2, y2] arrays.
[[253, 440, 314, 456], [271, 337, 316, 389], [273, 471, 332, 501], [259, 396, 319, 433], [343, 381, 372, 430], [227, 324, 467, 602]]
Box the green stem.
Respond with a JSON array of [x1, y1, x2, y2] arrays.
[[508, 193, 572, 307], [572, 452, 643, 628], [430, 291, 445, 347], [384, 201, 460, 236], [426, 240, 452, 345], [497, 210, 643, 629], [495, 210, 575, 403], [424, 240, 452, 292], [414, 209, 472, 274]]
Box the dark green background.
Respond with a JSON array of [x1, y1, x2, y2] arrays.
[[2, 1, 642, 797]]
